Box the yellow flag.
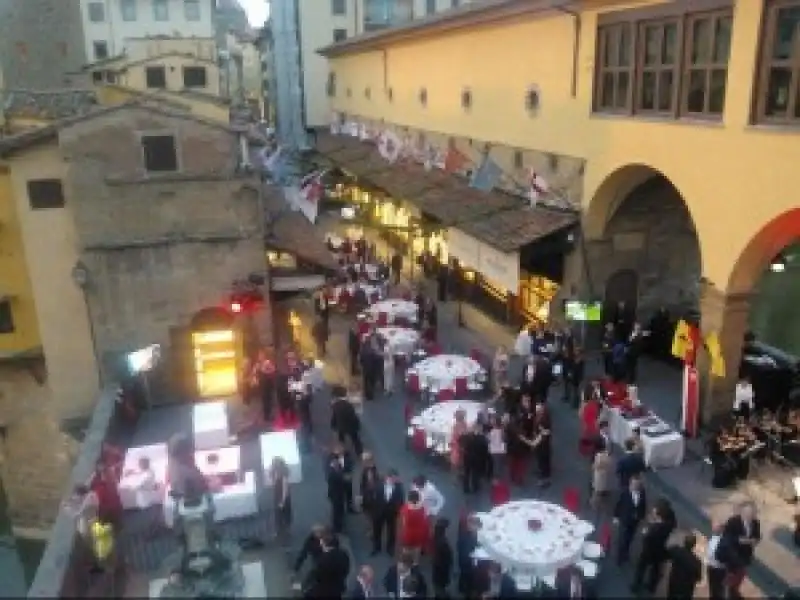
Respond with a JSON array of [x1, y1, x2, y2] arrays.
[[671, 320, 689, 360], [705, 331, 726, 378]]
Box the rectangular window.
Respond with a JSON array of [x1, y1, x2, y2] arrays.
[[121, 0, 137, 21], [595, 23, 633, 111], [142, 135, 178, 173], [184, 0, 201, 21], [426, 0, 436, 15], [145, 66, 167, 88], [755, 1, 800, 124], [182, 66, 207, 87], [331, 0, 346, 16], [0, 301, 14, 335], [635, 19, 680, 114], [27, 179, 65, 210], [333, 28, 347, 42], [92, 71, 103, 83], [682, 11, 732, 116], [88, 1, 105, 22], [326, 72, 337, 97], [93, 40, 109, 60], [153, 0, 169, 21]]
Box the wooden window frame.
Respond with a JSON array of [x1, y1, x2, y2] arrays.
[[182, 66, 207, 88], [634, 18, 682, 115], [753, 0, 800, 125], [27, 179, 66, 210], [145, 66, 167, 89], [593, 0, 733, 120], [681, 10, 733, 119], [141, 134, 179, 174]]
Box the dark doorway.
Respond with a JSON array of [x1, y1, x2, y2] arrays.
[[604, 268, 638, 314]]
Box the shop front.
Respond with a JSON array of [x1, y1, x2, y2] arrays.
[[189, 308, 242, 399]]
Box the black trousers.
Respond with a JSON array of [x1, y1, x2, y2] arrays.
[[330, 494, 345, 533], [349, 352, 359, 376], [707, 566, 726, 600], [261, 381, 274, 421], [616, 522, 637, 564], [337, 430, 363, 458], [633, 556, 664, 592], [462, 459, 482, 493], [372, 511, 397, 553], [536, 446, 552, 479]]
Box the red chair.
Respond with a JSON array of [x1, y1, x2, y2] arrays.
[[402, 291, 412, 300], [358, 321, 371, 336], [598, 522, 613, 554], [403, 402, 414, 423], [454, 377, 469, 397], [438, 388, 455, 402], [411, 428, 428, 453], [376, 312, 389, 326], [429, 343, 442, 355], [563, 487, 580, 514], [407, 373, 421, 393], [578, 436, 595, 458], [490, 479, 511, 507], [338, 288, 350, 307], [469, 349, 482, 362], [369, 292, 381, 304]]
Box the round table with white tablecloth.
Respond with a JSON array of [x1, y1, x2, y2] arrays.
[[365, 299, 418, 324], [406, 354, 485, 391], [410, 400, 486, 445], [331, 282, 384, 305], [376, 327, 420, 356], [476, 500, 594, 576]]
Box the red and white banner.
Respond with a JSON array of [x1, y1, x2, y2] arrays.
[[681, 365, 700, 438], [284, 169, 326, 224], [377, 129, 402, 163], [528, 168, 549, 206]]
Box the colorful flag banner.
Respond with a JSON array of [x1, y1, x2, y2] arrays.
[[470, 152, 502, 191], [704, 331, 726, 378], [377, 129, 402, 163], [671, 319, 690, 361], [285, 169, 326, 224], [443, 146, 469, 173], [528, 168, 550, 206]]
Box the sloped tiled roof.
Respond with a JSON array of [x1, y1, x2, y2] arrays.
[[2, 89, 98, 120]]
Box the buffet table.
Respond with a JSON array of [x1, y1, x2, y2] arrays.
[[406, 354, 485, 391], [377, 327, 420, 356], [608, 408, 685, 469], [410, 400, 487, 446], [365, 299, 418, 324]]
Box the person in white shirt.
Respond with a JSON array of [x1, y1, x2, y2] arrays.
[[487, 415, 506, 479], [705, 521, 726, 600], [733, 377, 754, 420], [410, 475, 444, 518], [137, 457, 158, 492]]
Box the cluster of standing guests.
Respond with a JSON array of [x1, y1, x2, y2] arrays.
[[601, 301, 648, 384]]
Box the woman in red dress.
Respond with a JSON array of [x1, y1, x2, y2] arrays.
[[397, 489, 428, 561], [91, 462, 123, 531], [579, 389, 601, 458]]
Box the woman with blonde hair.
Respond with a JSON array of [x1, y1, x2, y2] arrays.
[[270, 457, 292, 544]]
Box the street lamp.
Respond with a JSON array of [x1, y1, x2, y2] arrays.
[[71, 260, 102, 388]]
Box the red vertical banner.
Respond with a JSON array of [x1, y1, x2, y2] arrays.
[[682, 365, 700, 437]]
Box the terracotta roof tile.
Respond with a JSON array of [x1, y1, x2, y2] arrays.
[[458, 205, 577, 252]]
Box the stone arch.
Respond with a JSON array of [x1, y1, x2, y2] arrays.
[[583, 164, 702, 320], [189, 307, 234, 332]]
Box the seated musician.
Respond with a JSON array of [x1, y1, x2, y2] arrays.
[[708, 426, 741, 489], [733, 376, 755, 421]]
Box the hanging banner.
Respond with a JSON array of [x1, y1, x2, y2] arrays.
[[681, 365, 699, 438], [447, 228, 520, 292]]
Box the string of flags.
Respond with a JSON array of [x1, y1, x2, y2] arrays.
[[671, 319, 726, 377]]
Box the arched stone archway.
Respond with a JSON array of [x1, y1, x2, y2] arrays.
[[584, 165, 702, 321], [190, 307, 235, 332]]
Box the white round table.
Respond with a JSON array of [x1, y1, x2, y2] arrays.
[[410, 400, 486, 445], [407, 354, 484, 390], [366, 299, 418, 324], [326, 233, 344, 250], [332, 282, 384, 304], [377, 327, 420, 356], [352, 262, 381, 280], [476, 500, 594, 576]]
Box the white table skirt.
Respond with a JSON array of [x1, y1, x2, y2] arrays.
[[407, 354, 485, 390], [476, 500, 594, 576], [119, 472, 164, 510], [366, 300, 418, 324], [608, 408, 685, 469], [163, 471, 258, 527], [331, 283, 384, 304], [121, 444, 169, 511], [195, 446, 241, 477], [377, 327, 420, 356], [259, 430, 302, 484], [192, 401, 230, 451], [410, 400, 486, 446]]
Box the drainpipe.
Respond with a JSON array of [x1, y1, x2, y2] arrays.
[[382, 49, 388, 94], [555, 5, 581, 99]]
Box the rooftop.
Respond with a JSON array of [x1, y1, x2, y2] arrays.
[[2, 90, 98, 121]]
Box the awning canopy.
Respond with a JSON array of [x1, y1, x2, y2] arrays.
[[415, 185, 520, 226], [457, 205, 577, 253]]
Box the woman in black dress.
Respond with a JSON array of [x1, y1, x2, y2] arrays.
[[270, 457, 292, 545]]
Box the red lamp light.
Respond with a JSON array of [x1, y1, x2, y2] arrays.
[[230, 302, 243, 313]]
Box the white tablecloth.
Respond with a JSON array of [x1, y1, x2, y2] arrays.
[[476, 500, 594, 576], [410, 400, 486, 445], [259, 430, 302, 484], [192, 401, 230, 450], [407, 354, 485, 390], [608, 407, 685, 469], [163, 471, 258, 527], [120, 443, 169, 510], [331, 282, 384, 304], [377, 327, 420, 356], [366, 299, 418, 324], [195, 446, 240, 477]]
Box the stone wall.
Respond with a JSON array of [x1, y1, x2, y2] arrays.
[[585, 176, 702, 321]]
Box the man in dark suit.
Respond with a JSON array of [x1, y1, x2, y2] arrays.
[[666, 532, 702, 599], [631, 498, 676, 593], [457, 516, 479, 597], [616, 438, 646, 489], [554, 564, 588, 599], [722, 502, 761, 600], [520, 356, 537, 397], [304, 533, 350, 599], [371, 468, 404, 556], [330, 389, 363, 457], [383, 550, 427, 599], [347, 564, 375, 599], [348, 326, 361, 377], [613, 474, 647, 565], [327, 443, 356, 533], [460, 424, 490, 494], [474, 561, 517, 598], [592, 421, 612, 460]]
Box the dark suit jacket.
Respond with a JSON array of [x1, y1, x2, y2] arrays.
[[666, 546, 702, 599], [331, 398, 360, 435], [431, 534, 453, 588], [305, 548, 350, 598], [383, 565, 428, 599], [614, 488, 647, 527], [359, 465, 381, 514], [639, 520, 675, 563], [372, 480, 404, 518], [474, 570, 517, 598], [456, 528, 478, 571], [616, 452, 646, 487], [346, 578, 372, 600], [326, 452, 355, 500], [554, 567, 588, 598], [461, 431, 490, 473], [724, 515, 761, 565]]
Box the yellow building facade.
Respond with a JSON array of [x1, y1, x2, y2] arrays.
[[323, 0, 800, 418]]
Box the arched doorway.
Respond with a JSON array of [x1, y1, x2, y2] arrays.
[[190, 307, 241, 399], [586, 166, 702, 323]]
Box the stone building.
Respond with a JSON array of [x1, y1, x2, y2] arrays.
[[0, 100, 268, 530]]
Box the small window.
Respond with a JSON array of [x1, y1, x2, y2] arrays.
[[121, 0, 137, 21], [387, 87, 394, 101], [182, 66, 207, 88], [145, 66, 167, 89], [153, 0, 169, 21], [93, 41, 109, 60], [513, 150, 524, 169], [331, 0, 346, 16], [365, 87, 371, 100], [333, 28, 347, 42], [88, 1, 105, 22], [525, 87, 540, 112], [0, 301, 14, 335], [419, 87, 428, 106], [27, 179, 65, 210], [184, 0, 201, 21], [426, 0, 436, 15], [326, 72, 337, 97], [107, 72, 117, 83], [142, 135, 178, 173], [92, 71, 103, 83], [461, 87, 472, 110]]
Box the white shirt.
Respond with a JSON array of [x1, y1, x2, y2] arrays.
[[570, 574, 582, 598], [706, 534, 723, 569], [384, 481, 394, 501], [733, 383, 754, 412], [488, 427, 506, 455], [414, 482, 445, 517], [631, 490, 641, 506]]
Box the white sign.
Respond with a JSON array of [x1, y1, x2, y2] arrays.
[[447, 228, 520, 292], [127, 344, 161, 374]]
